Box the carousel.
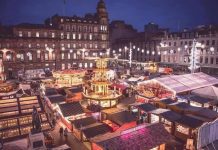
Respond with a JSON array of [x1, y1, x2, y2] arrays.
[[53, 69, 86, 88], [83, 58, 122, 109]]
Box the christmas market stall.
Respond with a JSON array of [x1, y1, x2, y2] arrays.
[[57, 102, 86, 129], [90, 123, 172, 150], [45, 94, 66, 110], [103, 110, 137, 132], [0, 95, 51, 140], [81, 122, 112, 142], [71, 116, 97, 140]]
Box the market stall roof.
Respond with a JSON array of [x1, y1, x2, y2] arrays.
[[82, 123, 111, 139], [45, 88, 58, 96], [107, 111, 136, 126], [196, 108, 218, 120], [149, 72, 218, 94], [160, 110, 182, 122], [91, 123, 172, 150], [191, 86, 218, 100], [137, 103, 157, 112], [188, 95, 213, 104], [58, 102, 84, 117], [68, 86, 83, 93], [159, 98, 175, 105], [202, 140, 218, 150], [175, 115, 204, 128], [168, 102, 202, 112], [46, 94, 66, 104], [71, 116, 97, 129]]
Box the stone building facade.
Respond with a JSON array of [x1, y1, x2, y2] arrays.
[[159, 25, 218, 74], [111, 22, 167, 63], [0, 0, 109, 78]]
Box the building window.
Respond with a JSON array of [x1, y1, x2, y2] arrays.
[[94, 27, 98, 32], [61, 53, 64, 59], [36, 32, 39, 37], [90, 43, 93, 49], [62, 64, 65, 70], [73, 53, 77, 59], [68, 63, 71, 69], [28, 32, 31, 37], [44, 32, 48, 37], [52, 33, 55, 38], [19, 31, 23, 37], [211, 57, 214, 64], [102, 35, 107, 40], [73, 33, 76, 40], [205, 57, 208, 64], [212, 40, 215, 45], [206, 40, 210, 46], [27, 52, 32, 61], [68, 53, 70, 59], [45, 53, 49, 60], [95, 44, 98, 49], [28, 44, 31, 48], [78, 34, 81, 40], [89, 34, 92, 40], [61, 33, 64, 39], [67, 44, 70, 48], [67, 33, 70, 39], [37, 51, 41, 59], [73, 44, 76, 48], [216, 58, 218, 64]]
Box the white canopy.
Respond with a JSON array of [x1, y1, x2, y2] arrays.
[[192, 86, 218, 100], [139, 72, 218, 94]]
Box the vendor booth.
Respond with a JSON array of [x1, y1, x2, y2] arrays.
[[57, 102, 86, 129]]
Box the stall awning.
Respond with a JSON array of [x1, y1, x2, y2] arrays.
[[107, 111, 136, 126], [45, 88, 58, 96], [160, 110, 182, 122], [188, 95, 213, 104], [58, 102, 84, 117], [196, 108, 218, 120], [154, 72, 218, 94], [159, 98, 175, 105], [47, 94, 66, 104], [71, 116, 96, 129], [137, 103, 157, 112], [191, 86, 218, 101], [82, 123, 111, 139], [175, 115, 204, 128]]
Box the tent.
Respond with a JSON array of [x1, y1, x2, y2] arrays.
[[191, 86, 218, 101]]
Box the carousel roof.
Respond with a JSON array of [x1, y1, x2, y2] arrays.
[[150, 72, 218, 94]]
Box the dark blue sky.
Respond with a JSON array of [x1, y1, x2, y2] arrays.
[[0, 0, 218, 31]]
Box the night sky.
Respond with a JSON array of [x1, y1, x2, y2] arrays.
[[0, 0, 218, 31]]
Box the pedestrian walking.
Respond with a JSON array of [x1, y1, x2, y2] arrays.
[[59, 127, 63, 136], [64, 128, 68, 137]]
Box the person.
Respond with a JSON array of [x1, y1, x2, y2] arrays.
[[64, 128, 68, 137], [59, 127, 63, 136]]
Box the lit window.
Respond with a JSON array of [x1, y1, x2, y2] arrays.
[[28, 44, 31, 48], [73, 53, 77, 59], [67, 44, 70, 48], [19, 31, 23, 37], [73, 44, 76, 48], [79, 63, 82, 68], [61, 33, 64, 39], [67, 33, 70, 39], [45, 53, 49, 60], [89, 34, 92, 40], [37, 50, 41, 59], [27, 52, 32, 61], [68, 53, 70, 59], [61, 53, 64, 59], [36, 32, 39, 37], [84, 63, 87, 68], [52, 33, 55, 38], [73, 33, 76, 39], [68, 63, 71, 69], [78, 34, 81, 40], [90, 63, 93, 68], [62, 64, 65, 70], [52, 53, 55, 60], [95, 44, 98, 49], [28, 32, 31, 37], [90, 43, 93, 49]]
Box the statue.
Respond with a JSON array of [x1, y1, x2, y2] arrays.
[[32, 106, 42, 133]]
